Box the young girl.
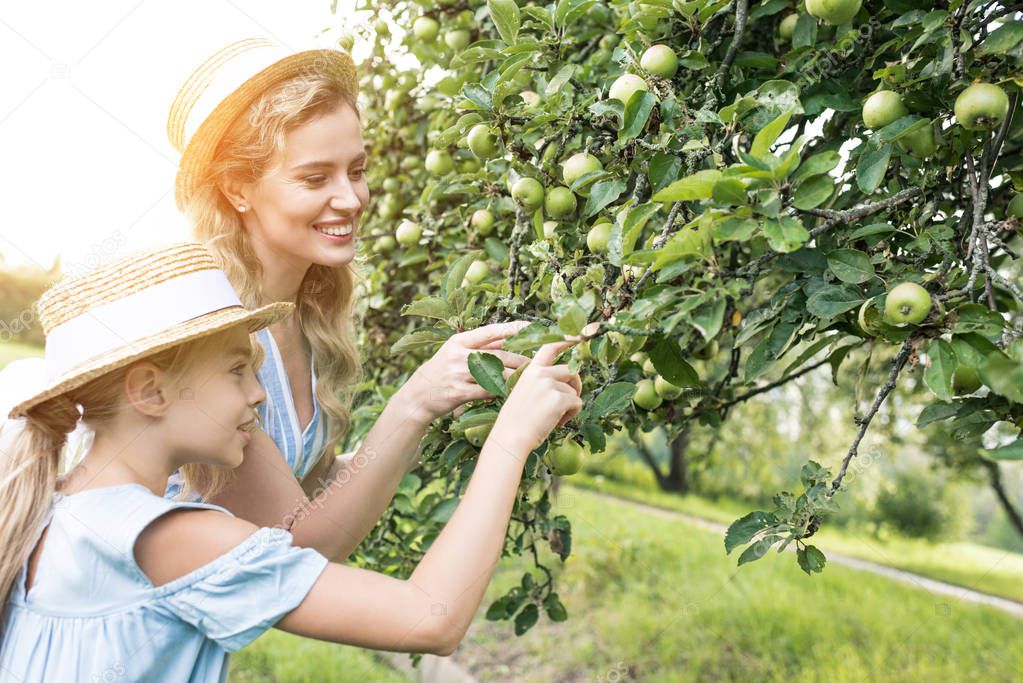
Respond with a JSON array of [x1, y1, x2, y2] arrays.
[[163, 39, 562, 561], [0, 242, 583, 680]]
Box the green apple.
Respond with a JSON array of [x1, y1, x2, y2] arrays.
[[778, 13, 799, 39], [862, 91, 908, 130], [955, 82, 1010, 131], [337, 31, 355, 52], [464, 260, 489, 284], [412, 16, 439, 41], [654, 375, 684, 399], [562, 152, 603, 195], [883, 282, 932, 326], [395, 219, 421, 246], [640, 45, 679, 78], [609, 73, 649, 104], [899, 124, 937, 158], [381, 177, 401, 193], [519, 90, 540, 107], [464, 423, 492, 447], [512, 177, 545, 211], [805, 0, 861, 25], [633, 378, 663, 410], [373, 235, 396, 254], [444, 29, 471, 51], [545, 186, 577, 219], [545, 438, 585, 476], [471, 208, 495, 235], [1008, 194, 1023, 219], [467, 123, 500, 160], [425, 149, 454, 176], [543, 221, 559, 239], [586, 220, 613, 253], [642, 358, 656, 375], [952, 365, 983, 395]]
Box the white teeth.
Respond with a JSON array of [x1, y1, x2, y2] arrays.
[[315, 223, 353, 236]]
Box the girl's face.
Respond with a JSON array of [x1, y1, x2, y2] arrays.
[[242, 104, 369, 274], [164, 326, 265, 469]]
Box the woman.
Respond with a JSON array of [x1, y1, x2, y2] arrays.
[[164, 38, 578, 561]]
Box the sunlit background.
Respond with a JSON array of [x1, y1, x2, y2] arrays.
[[0, 0, 367, 271]]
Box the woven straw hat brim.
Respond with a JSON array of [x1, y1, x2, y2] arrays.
[[9, 301, 292, 419], [174, 49, 358, 210]]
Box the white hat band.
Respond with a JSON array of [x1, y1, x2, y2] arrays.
[[45, 269, 243, 383]]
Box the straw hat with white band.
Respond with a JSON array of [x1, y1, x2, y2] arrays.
[[8, 243, 293, 419], [167, 37, 359, 211]]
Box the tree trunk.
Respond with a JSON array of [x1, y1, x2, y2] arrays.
[[662, 425, 691, 494], [983, 459, 1023, 540]]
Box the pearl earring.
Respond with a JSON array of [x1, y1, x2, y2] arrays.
[[237, 204, 247, 213]]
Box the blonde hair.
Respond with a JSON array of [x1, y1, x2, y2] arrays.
[[0, 332, 242, 636], [184, 72, 363, 465]]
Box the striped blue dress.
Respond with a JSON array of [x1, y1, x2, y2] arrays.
[[165, 327, 331, 500]]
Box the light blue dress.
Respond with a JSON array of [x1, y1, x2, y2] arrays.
[[165, 327, 331, 500], [0, 483, 328, 682]]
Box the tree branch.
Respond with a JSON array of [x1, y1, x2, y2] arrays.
[[829, 338, 915, 497]]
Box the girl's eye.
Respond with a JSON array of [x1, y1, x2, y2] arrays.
[[231, 364, 247, 376], [302, 176, 327, 187], [350, 168, 366, 180]]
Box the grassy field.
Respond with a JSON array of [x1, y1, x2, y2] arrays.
[[455, 486, 1023, 682], [571, 473, 1023, 604], [229, 631, 408, 682]]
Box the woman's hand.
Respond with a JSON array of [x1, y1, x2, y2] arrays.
[[401, 320, 536, 424]]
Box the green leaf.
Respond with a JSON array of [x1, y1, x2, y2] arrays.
[[980, 20, 1023, 55], [712, 178, 748, 205], [584, 179, 628, 217], [609, 202, 660, 266], [390, 328, 455, 355], [545, 64, 576, 97], [797, 545, 826, 575], [714, 216, 758, 242], [826, 248, 874, 284], [442, 251, 483, 298], [979, 353, 1023, 403], [751, 109, 793, 159], [543, 592, 568, 621], [792, 150, 840, 183], [402, 296, 455, 321], [514, 603, 539, 635], [621, 91, 656, 141], [923, 339, 955, 402], [856, 142, 892, 194], [649, 334, 701, 387], [725, 511, 779, 554], [806, 284, 862, 320], [984, 439, 1023, 461], [488, 0, 521, 45], [648, 152, 683, 194], [429, 497, 459, 523], [467, 351, 509, 398], [585, 382, 636, 419], [917, 401, 961, 427], [556, 303, 587, 336], [502, 321, 568, 352], [651, 170, 723, 202], [762, 216, 809, 253], [793, 175, 834, 210], [737, 535, 782, 566], [792, 11, 817, 48]]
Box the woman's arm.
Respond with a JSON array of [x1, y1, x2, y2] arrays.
[[204, 388, 431, 561]]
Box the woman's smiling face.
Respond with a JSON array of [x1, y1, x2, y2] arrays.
[[241, 104, 369, 273]]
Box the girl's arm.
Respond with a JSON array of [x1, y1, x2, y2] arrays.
[[136, 339, 582, 655], [204, 389, 431, 563]]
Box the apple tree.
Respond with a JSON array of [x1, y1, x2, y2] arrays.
[[335, 0, 1023, 635]]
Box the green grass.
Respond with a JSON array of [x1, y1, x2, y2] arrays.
[[0, 340, 41, 369], [456, 486, 1023, 682], [570, 474, 1023, 604], [229, 630, 409, 682]]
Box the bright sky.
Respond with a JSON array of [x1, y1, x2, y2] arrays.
[[0, 0, 364, 271]]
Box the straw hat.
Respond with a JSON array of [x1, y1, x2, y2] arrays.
[[167, 37, 359, 210], [8, 243, 293, 418]]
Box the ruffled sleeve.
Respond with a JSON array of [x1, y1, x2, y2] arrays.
[[154, 526, 328, 652]]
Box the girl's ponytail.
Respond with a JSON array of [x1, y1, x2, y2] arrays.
[[0, 396, 79, 627]]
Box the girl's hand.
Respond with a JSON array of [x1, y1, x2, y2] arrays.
[[491, 324, 595, 454], [404, 321, 534, 424]]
